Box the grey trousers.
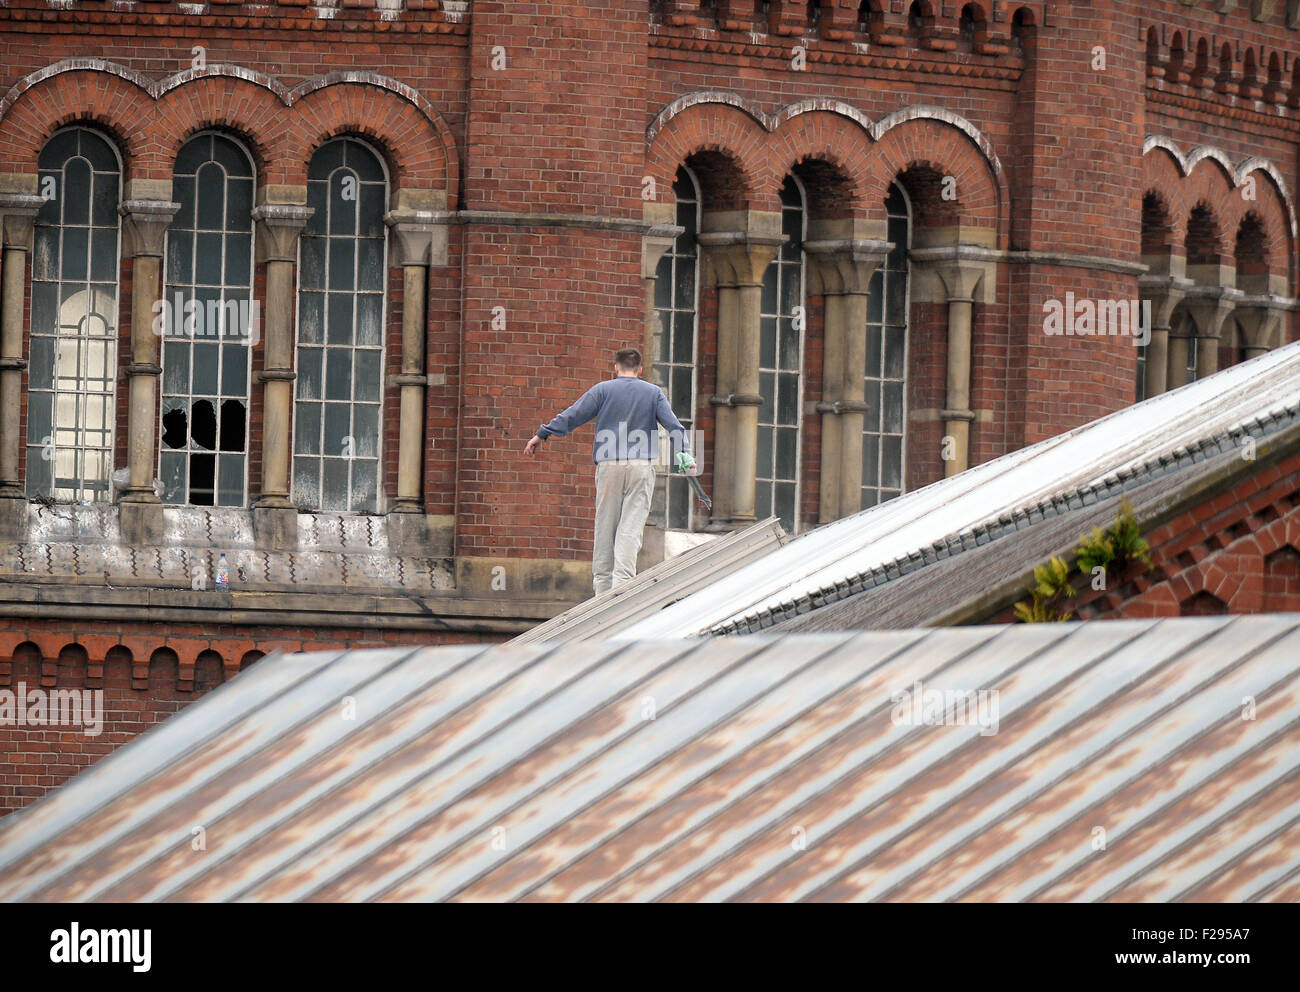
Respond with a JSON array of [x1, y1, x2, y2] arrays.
[[592, 459, 656, 595]]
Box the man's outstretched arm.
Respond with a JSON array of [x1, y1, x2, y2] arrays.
[[523, 385, 602, 456]]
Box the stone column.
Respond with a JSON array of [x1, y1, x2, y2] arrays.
[[912, 250, 989, 478], [1165, 314, 1193, 391], [699, 219, 782, 528], [1183, 287, 1238, 380], [118, 185, 180, 545], [805, 231, 889, 523], [1235, 295, 1287, 359], [0, 184, 42, 540], [384, 189, 449, 530], [1137, 274, 1190, 398], [251, 192, 313, 550]]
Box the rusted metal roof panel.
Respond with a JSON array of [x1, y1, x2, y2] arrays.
[[0, 615, 1297, 902]]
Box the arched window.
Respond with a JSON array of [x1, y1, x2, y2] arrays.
[[757, 176, 805, 533], [862, 184, 910, 507], [160, 133, 255, 506], [650, 166, 700, 531], [293, 138, 388, 513], [26, 127, 122, 501]]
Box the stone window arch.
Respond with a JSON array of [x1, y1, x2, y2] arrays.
[[26, 127, 123, 501], [650, 165, 701, 531], [292, 137, 389, 513], [160, 131, 256, 507]]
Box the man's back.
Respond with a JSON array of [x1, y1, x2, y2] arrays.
[[535, 375, 688, 463]]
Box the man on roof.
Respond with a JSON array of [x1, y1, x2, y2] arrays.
[[524, 347, 693, 597]]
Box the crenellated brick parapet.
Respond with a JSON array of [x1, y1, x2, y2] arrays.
[[0, 0, 468, 30], [0, 616, 502, 815]]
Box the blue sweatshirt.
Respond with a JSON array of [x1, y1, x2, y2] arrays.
[[536, 376, 690, 464]]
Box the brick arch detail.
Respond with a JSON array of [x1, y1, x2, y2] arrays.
[[1141, 146, 1190, 247], [647, 93, 1006, 233], [154, 78, 286, 180], [1234, 168, 1291, 280], [1121, 503, 1300, 618], [0, 60, 457, 199], [868, 115, 1000, 231], [646, 100, 771, 211], [286, 82, 453, 192], [770, 111, 876, 216], [1142, 137, 1296, 287], [0, 69, 153, 170]]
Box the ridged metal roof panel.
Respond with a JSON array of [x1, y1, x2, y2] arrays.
[[611, 341, 1300, 640], [0, 615, 1296, 902]]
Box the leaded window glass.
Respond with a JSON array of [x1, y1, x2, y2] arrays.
[[26, 128, 122, 502], [650, 167, 699, 530], [159, 133, 255, 507], [756, 176, 805, 533], [293, 138, 387, 513], [861, 184, 910, 508]]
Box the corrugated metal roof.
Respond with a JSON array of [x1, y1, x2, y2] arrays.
[[1, 614, 1297, 901], [612, 339, 1300, 640], [515, 517, 787, 644]]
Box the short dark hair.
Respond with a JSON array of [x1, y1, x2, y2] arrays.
[[614, 347, 642, 371]]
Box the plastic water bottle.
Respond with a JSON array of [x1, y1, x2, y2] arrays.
[[216, 553, 229, 590]]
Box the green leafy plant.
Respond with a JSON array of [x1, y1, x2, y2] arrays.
[[1075, 498, 1152, 574], [1013, 556, 1075, 623], [1015, 501, 1153, 623]]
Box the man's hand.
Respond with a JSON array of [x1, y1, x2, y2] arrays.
[[524, 435, 543, 456], [674, 451, 696, 474]]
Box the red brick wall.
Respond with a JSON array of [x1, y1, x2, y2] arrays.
[[0, 618, 505, 816], [456, 1, 648, 558], [1105, 454, 1300, 619], [5, 0, 1300, 814], [989, 452, 1300, 624]]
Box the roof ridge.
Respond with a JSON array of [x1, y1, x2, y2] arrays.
[[715, 398, 1300, 635]]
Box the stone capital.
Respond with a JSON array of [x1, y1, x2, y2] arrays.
[[384, 188, 451, 268], [119, 199, 181, 258], [0, 193, 45, 251], [1233, 293, 1289, 352], [641, 200, 682, 278], [804, 238, 891, 296], [1181, 284, 1241, 340], [384, 210, 452, 268], [253, 204, 315, 263], [699, 208, 785, 287], [1138, 273, 1195, 328], [909, 246, 992, 302], [698, 232, 784, 287]]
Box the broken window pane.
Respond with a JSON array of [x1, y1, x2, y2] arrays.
[[294, 138, 388, 513], [161, 402, 187, 450], [160, 450, 186, 503], [25, 128, 121, 502], [159, 133, 254, 507], [219, 399, 246, 452]]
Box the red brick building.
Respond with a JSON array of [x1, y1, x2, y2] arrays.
[[1, 0, 1298, 812]]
